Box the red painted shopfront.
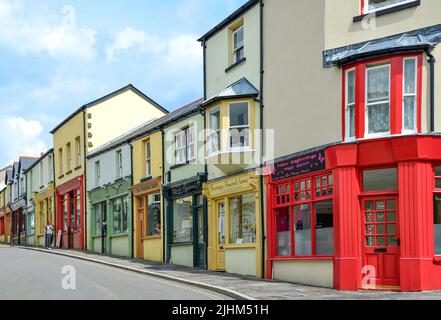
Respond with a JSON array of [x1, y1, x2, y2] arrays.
[[55, 176, 84, 250], [265, 135, 441, 292]]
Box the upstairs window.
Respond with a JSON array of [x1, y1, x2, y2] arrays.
[[343, 54, 421, 141], [145, 141, 151, 178], [229, 102, 250, 150], [75, 137, 81, 167], [116, 150, 123, 179], [174, 126, 196, 166], [66, 143, 72, 172], [232, 24, 244, 64], [58, 148, 63, 176], [363, 0, 418, 14], [208, 108, 221, 155], [94, 161, 100, 187]]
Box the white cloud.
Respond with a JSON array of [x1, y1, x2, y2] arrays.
[[0, 116, 47, 165], [0, 0, 96, 60]]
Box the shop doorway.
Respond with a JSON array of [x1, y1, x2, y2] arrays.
[[136, 197, 144, 259], [216, 201, 226, 271], [195, 205, 206, 268], [361, 197, 400, 289], [68, 192, 75, 248]]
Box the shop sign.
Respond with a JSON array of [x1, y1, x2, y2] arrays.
[[272, 150, 326, 181], [170, 180, 201, 198], [10, 199, 26, 211], [208, 173, 256, 197], [132, 178, 161, 196]]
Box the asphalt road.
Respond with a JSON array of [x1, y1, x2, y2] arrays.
[[0, 245, 231, 300]]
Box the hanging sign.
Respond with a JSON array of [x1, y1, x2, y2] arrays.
[[271, 150, 326, 181]]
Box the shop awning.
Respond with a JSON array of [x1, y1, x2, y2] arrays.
[[201, 78, 259, 107], [323, 24, 441, 67]]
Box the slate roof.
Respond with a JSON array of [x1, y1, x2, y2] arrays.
[[19, 157, 39, 174], [323, 24, 441, 67], [87, 98, 203, 159], [201, 78, 259, 107]]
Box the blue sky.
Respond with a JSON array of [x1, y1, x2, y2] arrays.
[[0, 0, 247, 167]]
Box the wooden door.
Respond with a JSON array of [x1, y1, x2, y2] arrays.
[[216, 201, 226, 270], [361, 197, 400, 289]]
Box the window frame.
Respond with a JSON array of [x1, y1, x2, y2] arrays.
[[145, 141, 152, 178], [66, 142, 72, 172], [402, 57, 418, 134], [272, 171, 335, 259], [362, 0, 418, 14], [345, 68, 356, 141], [174, 130, 187, 165], [228, 102, 251, 151], [342, 53, 422, 141], [208, 107, 221, 156], [365, 63, 391, 138], [232, 24, 244, 64], [116, 149, 123, 179], [94, 161, 100, 187], [75, 137, 81, 168]]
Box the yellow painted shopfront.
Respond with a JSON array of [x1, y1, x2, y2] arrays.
[[203, 171, 262, 278]]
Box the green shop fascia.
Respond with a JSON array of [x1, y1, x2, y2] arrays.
[[89, 177, 133, 258]]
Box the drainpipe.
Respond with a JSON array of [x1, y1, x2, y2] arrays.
[[202, 39, 207, 100], [427, 50, 436, 132], [258, 0, 266, 279], [130, 143, 135, 259]]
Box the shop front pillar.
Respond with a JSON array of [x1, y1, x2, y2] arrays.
[[398, 161, 433, 291], [333, 166, 361, 290]]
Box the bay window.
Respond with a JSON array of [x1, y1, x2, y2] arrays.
[[208, 108, 221, 155], [273, 173, 334, 257], [229, 102, 250, 149], [343, 54, 421, 141]]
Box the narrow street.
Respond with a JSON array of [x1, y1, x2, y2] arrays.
[[0, 246, 230, 300]]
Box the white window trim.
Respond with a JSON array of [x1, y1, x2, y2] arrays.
[[145, 141, 151, 177], [95, 161, 100, 188], [363, 0, 418, 14], [208, 107, 221, 156], [175, 130, 187, 165], [187, 125, 196, 162], [116, 150, 123, 179], [76, 137, 81, 167], [232, 25, 244, 64], [345, 68, 356, 142], [228, 102, 251, 151], [402, 57, 418, 135], [364, 64, 391, 139]]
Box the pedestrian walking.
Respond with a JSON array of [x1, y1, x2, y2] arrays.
[[45, 221, 54, 250]]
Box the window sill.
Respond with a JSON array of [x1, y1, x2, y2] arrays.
[[224, 243, 256, 249], [110, 233, 129, 239], [65, 170, 73, 175], [140, 176, 153, 183], [58, 175, 64, 179], [225, 57, 246, 73], [169, 241, 193, 246], [353, 0, 420, 22], [170, 160, 196, 170], [142, 235, 161, 241], [74, 165, 82, 171]]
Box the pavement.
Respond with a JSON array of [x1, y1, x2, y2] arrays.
[[0, 245, 230, 300], [5, 244, 441, 300]]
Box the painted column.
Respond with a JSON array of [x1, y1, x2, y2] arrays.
[[398, 161, 434, 291], [333, 166, 361, 290]]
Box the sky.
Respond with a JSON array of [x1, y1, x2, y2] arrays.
[[0, 0, 247, 168]]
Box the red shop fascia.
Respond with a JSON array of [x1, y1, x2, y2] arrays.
[[55, 176, 84, 250], [265, 52, 441, 292]]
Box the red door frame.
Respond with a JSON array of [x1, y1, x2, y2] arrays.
[[360, 195, 400, 289]]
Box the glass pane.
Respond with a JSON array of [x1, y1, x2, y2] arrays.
[[434, 195, 441, 255], [368, 103, 390, 134], [387, 212, 396, 222], [275, 207, 291, 256], [363, 168, 398, 192], [387, 224, 396, 234], [376, 224, 385, 234], [404, 58, 416, 94], [366, 212, 374, 223], [349, 105, 355, 137], [229, 103, 249, 126], [368, 0, 410, 11], [234, 27, 244, 48], [388, 236, 398, 246], [294, 204, 311, 256], [403, 96, 415, 131], [435, 167, 441, 177], [436, 179, 441, 189], [366, 224, 375, 235], [315, 201, 334, 255], [376, 212, 385, 222], [173, 197, 193, 243], [377, 236, 386, 246], [386, 200, 396, 210], [376, 201, 385, 210], [229, 193, 256, 244], [315, 178, 321, 187], [147, 194, 161, 236], [347, 70, 356, 104], [210, 110, 220, 131], [366, 236, 375, 247], [367, 65, 390, 103], [365, 201, 374, 211], [229, 127, 250, 148], [218, 203, 225, 245]]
